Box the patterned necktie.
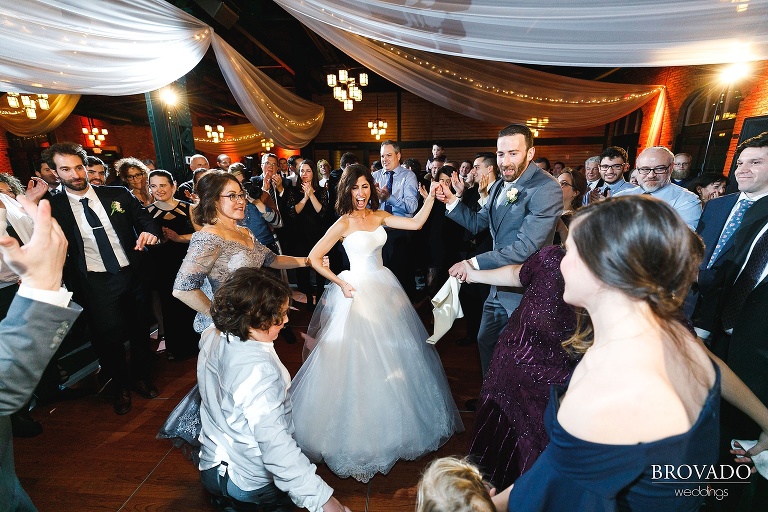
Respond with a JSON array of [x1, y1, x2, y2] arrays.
[[384, 171, 394, 213], [707, 199, 754, 268], [80, 198, 121, 274], [721, 227, 768, 331]]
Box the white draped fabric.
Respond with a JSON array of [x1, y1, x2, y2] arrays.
[[274, 0, 768, 67], [0, 1, 323, 147], [211, 34, 324, 149], [0, 0, 211, 95], [286, 15, 662, 129], [192, 122, 269, 157]]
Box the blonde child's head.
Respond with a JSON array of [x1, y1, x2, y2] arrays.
[[416, 457, 494, 512]]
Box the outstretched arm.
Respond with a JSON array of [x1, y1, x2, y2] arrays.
[[449, 259, 523, 288], [382, 183, 435, 231]]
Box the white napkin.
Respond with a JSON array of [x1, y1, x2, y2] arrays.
[[731, 439, 768, 480], [427, 276, 463, 344]]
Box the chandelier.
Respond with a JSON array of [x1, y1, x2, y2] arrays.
[[82, 126, 108, 147], [205, 124, 225, 143], [368, 94, 387, 140], [6, 92, 50, 119], [327, 68, 368, 111], [261, 138, 274, 151]]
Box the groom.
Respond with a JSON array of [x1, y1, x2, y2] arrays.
[[436, 124, 561, 378]]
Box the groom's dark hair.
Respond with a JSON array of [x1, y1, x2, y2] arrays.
[[336, 164, 380, 215], [498, 124, 534, 151]]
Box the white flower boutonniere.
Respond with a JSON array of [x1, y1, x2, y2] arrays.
[[505, 187, 519, 205], [110, 201, 125, 216]]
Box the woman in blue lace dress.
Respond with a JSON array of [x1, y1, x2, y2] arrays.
[[172, 172, 307, 331]]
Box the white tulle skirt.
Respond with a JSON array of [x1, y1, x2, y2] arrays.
[[289, 266, 463, 482]]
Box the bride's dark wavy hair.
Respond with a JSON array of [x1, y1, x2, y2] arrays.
[[562, 195, 703, 355], [210, 267, 291, 341], [336, 163, 380, 215]]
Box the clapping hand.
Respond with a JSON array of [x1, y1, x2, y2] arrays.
[[302, 181, 314, 197], [376, 183, 391, 201], [451, 171, 465, 197], [478, 172, 490, 195]]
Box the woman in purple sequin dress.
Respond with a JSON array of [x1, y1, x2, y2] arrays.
[[456, 245, 578, 489]]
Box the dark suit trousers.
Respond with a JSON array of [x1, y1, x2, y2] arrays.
[[77, 267, 153, 386], [382, 228, 415, 299]]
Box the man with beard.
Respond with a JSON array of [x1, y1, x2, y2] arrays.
[[437, 124, 561, 380], [615, 146, 701, 229], [85, 155, 109, 186], [672, 152, 693, 187], [43, 142, 161, 416]]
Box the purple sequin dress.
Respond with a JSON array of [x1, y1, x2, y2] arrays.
[[468, 245, 578, 489]]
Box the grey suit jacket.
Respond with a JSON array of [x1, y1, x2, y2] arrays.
[[446, 162, 561, 311], [1, 295, 81, 512]]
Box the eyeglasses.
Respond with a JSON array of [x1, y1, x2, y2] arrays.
[[126, 173, 145, 181], [599, 163, 625, 171], [220, 193, 246, 203], [558, 181, 575, 189], [636, 165, 671, 175]]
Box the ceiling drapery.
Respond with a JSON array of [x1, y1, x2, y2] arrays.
[[286, 14, 662, 129], [0, 93, 80, 136], [0, 1, 323, 148], [274, 0, 768, 67], [192, 122, 269, 156], [211, 34, 324, 150]]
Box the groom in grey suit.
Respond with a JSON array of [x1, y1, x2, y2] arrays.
[[0, 197, 81, 512], [438, 124, 561, 377]]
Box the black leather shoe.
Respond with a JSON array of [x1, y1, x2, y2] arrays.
[[11, 409, 43, 438], [281, 325, 297, 344], [456, 336, 477, 346], [131, 380, 159, 399], [114, 388, 132, 415], [464, 398, 478, 411]]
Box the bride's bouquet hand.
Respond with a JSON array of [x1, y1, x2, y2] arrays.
[[340, 281, 356, 298]]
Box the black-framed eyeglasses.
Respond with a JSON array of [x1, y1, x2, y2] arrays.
[[220, 193, 246, 202], [636, 165, 671, 175], [558, 181, 575, 189], [126, 173, 144, 181], [599, 163, 624, 171]]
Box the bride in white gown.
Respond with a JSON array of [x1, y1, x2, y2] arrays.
[[290, 164, 463, 483]]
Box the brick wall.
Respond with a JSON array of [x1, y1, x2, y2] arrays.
[[0, 133, 11, 174], [55, 115, 156, 160], [723, 61, 768, 172]]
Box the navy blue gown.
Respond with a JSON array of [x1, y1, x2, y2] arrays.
[[509, 364, 720, 511]]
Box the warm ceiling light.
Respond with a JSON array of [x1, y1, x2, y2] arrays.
[[343, 99, 354, 111], [160, 87, 178, 106], [359, 73, 368, 87], [6, 92, 19, 109], [338, 69, 348, 83], [719, 62, 750, 83], [327, 73, 337, 87]]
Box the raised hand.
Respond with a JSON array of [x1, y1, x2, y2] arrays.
[[26, 177, 49, 204], [451, 171, 465, 196]]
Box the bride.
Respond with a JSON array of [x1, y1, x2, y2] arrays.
[[290, 164, 463, 483]]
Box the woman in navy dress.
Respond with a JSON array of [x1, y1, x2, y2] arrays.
[[485, 196, 768, 511]]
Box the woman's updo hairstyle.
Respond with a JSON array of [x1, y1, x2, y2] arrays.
[[563, 195, 703, 353]]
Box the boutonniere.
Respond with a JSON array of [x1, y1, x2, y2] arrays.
[[110, 201, 125, 215], [505, 187, 519, 205]]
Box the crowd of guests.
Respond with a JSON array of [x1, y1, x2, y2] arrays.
[[3, 125, 768, 512]]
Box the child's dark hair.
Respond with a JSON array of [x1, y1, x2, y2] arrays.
[[210, 268, 292, 340]]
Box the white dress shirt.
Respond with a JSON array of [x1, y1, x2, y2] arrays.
[[197, 327, 332, 512], [65, 186, 130, 272]]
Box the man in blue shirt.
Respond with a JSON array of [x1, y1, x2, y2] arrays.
[[373, 140, 419, 297]]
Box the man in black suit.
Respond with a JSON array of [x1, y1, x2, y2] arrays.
[[694, 132, 768, 510], [42, 142, 161, 415]]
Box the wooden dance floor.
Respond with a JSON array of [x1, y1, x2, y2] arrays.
[[15, 294, 481, 511]]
